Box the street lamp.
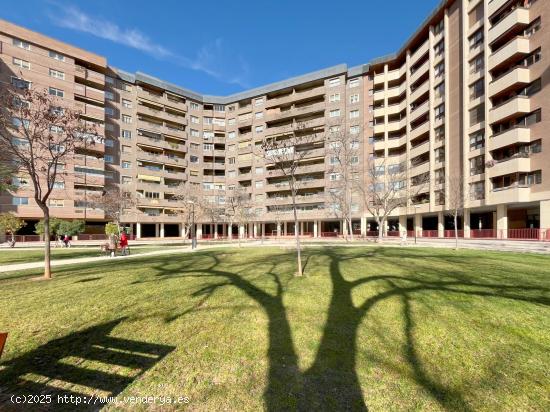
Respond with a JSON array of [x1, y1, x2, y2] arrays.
[[187, 200, 197, 249]]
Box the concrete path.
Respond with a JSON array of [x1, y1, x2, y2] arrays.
[[2, 237, 549, 274]]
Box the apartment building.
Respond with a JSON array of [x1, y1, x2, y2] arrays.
[[0, 0, 549, 240]]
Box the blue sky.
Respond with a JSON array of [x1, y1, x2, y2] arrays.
[[2, 0, 441, 95]]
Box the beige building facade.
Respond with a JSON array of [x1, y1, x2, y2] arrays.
[[1, 0, 549, 240]]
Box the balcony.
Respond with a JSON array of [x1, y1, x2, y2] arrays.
[[410, 160, 430, 175], [410, 80, 429, 103], [137, 88, 187, 111], [487, 155, 531, 178], [266, 85, 325, 108], [489, 66, 530, 97], [489, 36, 530, 70], [488, 0, 511, 18], [266, 193, 325, 206], [488, 8, 530, 45], [489, 126, 530, 150], [489, 96, 530, 124], [265, 101, 325, 122], [490, 185, 530, 204], [74, 84, 104, 102], [410, 60, 429, 85], [74, 101, 104, 121], [410, 140, 430, 159], [410, 100, 429, 122], [74, 65, 105, 87], [410, 40, 429, 67]]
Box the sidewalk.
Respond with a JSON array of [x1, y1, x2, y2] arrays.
[[2, 237, 549, 274]]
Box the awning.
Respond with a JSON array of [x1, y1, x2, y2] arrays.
[[138, 174, 161, 182]]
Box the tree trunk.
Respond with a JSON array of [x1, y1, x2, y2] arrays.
[[43, 209, 52, 279], [454, 214, 459, 250], [9, 231, 16, 248], [291, 189, 303, 276], [378, 218, 384, 242], [347, 217, 354, 241], [238, 225, 242, 248]]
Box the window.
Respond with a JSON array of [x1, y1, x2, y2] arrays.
[[470, 155, 485, 175], [255, 125, 264, 133], [214, 104, 225, 112], [104, 155, 114, 163], [105, 107, 115, 116], [227, 170, 236, 178], [349, 110, 359, 119], [105, 91, 114, 100], [329, 173, 341, 181], [49, 199, 64, 208], [53, 181, 65, 189], [329, 125, 341, 134], [203, 143, 213, 151], [470, 181, 485, 200], [228, 131, 236, 139], [122, 176, 132, 184], [349, 78, 359, 88], [434, 40, 444, 56], [190, 102, 200, 110], [122, 99, 132, 108], [350, 94, 359, 104], [122, 161, 131, 169], [435, 147, 445, 163], [435, 62, 445, 78], [104, 139, 114, 147], [105, 76, 114, 84], [122, 115, 132, 123], [329, 109, 341, 118], [470, 54, 484, 74], [328, 77, 341, 87], [122, 130, 132, 139], [329, 93, 340, 102], [469, 29, 483, 50], [469, 131, 484, 150], [470, 78, 484, 100], [203, 131, 214, 139], [255, 112, 263, 119], [255, 167, 263, 174], [228, 157, 235, 164], [122, 83, 132, 92], [49, 69, 65, 80], [13, 38, 30, 50], [12, 197, 29, 206], [190, 143, 200, 150], [49, 50, 65, 61], [228, 118, 236, 125], [12, 57, 30, 69], [48, 87, 64, 98], [350, 125, 360, 135], [434, 81, 445, 99], [469, 104, 485, 126], [190, 155, 199, 163], [190, 116, 199, 124], [49, 125, 63, 133], [255, 180, 263, 188], [255, 97, 264, 106], [434, 104, 445, 120], [122, 145, 131, 153], [524, 17, 541, 38], [434, 19, 444, 35], [203, 117, 213, 125], [519, 170, 542, 186], [12, 77, 31, 90]]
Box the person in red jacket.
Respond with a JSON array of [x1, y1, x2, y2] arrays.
[[120, 231, 129, 256]]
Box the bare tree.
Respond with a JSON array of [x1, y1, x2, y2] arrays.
[[0, 87, 97, 279], [226, 187, 253, 248], [446, 174, 465, 250], [198, 186, 225, 239], [173, 182, 202, 242], [326, 124, 361, 241], [259, 127, 319, 276], [359, 156, 429, 242], [100, 186, 135, 235]]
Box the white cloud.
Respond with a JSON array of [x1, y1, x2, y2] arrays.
[[48, 5, 250, 88]]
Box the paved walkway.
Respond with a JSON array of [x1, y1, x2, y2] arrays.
[[1, 237, 549, 273]]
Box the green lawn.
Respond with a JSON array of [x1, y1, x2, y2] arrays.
[[0, 247, 549, 411], [0, 244, 188, 266]]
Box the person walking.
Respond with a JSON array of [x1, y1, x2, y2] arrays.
[[120, 231, 128, 256]]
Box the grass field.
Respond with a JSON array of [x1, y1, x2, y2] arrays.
[[0, 244, 188, 266], [0, 246, 549, 411]]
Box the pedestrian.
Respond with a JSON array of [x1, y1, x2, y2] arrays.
[[120, 231, 128, 256], [63, 234, 70, 248]]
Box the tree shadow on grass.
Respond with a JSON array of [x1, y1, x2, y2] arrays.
[[0, 318, 174, 411], [146, 247, 549, 411]]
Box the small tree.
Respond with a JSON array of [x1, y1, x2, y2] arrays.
[[360, 156, 429, 242], [259, 128, 319, 276], [58, 220, 85, 237], [446, 175, 465, 250], [35, 217, 63, 244], [226, 187, 253, 248], [100, 186, 135, 236], [0, 213, 25, 247], [172, 182, 202, 242], [326, 124, 361, 241], [0, 87, 98, 278]]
